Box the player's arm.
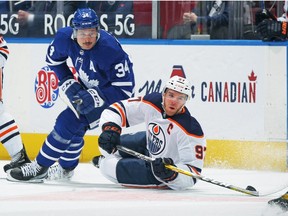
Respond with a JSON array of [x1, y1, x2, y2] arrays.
[[152, 117, 206, 190], [256, 19, 288, 41], [98, 97, 145, 154], [100, 52, 135, 104], [0, 68, 3, 101], [0, 36, 9, 102], [45, 31, 72, 81], [151, 135, 206, 190], [256, 9, 288, 41]]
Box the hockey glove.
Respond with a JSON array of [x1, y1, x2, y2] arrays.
[[152, 158, 178, 182], [255, 9, 277, 25], [73, 87, 105, 115], [59, 78, 82, 100], [59, 78, 83, 117], [98, 122, 122, 154], [256, 19, 288, 41]]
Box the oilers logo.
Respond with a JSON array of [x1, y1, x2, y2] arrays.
[[34, 66, 59, 108], [147, 123, 166, 155]]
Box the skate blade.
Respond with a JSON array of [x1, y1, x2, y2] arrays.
[[6, 177, 44, 183]]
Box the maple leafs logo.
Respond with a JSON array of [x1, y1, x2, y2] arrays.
[[78, 65, 99, 88]]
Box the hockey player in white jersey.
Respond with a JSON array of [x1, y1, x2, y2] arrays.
[[95, 75, 206, 190], [0, 35, 30, 172]]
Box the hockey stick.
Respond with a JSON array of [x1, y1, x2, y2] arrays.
[[116, 145, 259, 197]]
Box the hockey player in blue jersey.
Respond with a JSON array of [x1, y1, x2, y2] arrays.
[[7, 8, 135, 182], [94, 75, 206, 190]]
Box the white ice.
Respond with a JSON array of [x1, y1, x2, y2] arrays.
[[0, 160, 287, 216]]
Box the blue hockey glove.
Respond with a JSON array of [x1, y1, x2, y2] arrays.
[[98, 122, 122, 154], [59, 78, 83, 117], [59, 78, 82, 100], [59, 78, 105, 116], [73, 87, 105, 115], [152, 158, 178, 182]]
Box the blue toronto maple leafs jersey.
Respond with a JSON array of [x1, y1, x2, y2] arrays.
[[46, 27, 135, 104]]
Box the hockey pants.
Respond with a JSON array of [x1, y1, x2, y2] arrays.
[[100, 131, 162, 186]]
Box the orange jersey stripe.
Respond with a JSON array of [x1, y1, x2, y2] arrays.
[[142, 99, 162, 113], [168, 117, 204, 138], [189, 165, 200, 175], [0, 47, 9, 55], [0, 125, 18, 138], [112, 103, 127, 127]]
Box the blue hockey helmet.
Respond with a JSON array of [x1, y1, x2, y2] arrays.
[[72, 8, 99, 30]]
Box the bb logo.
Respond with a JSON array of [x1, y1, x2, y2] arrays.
[[34, 66, 59, 108]]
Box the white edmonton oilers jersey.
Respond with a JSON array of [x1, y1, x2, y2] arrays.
[[99, 92, 206, 189]]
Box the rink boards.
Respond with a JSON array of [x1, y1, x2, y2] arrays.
[[0, 39, 287, 171]]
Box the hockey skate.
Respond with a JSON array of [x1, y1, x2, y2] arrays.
[[3, 147, 31, 172], [92, 155, 104, 168], [268, 191, 288, 211], [46, 163, 74, 181], [6, 160, 48, 182]]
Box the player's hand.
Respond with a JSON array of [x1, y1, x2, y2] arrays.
[[73, 88, 105, 115], [151, 158, 178, 182], [98, 122, 121, 154], [183, 12, 197, 24], [255, 9, 276, 25], [59, 78, 82, 103], [256, 19, 288, 41], [17, 10, 30, 25]]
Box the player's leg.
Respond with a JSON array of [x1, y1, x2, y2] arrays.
[[95, 131, 164, 188], [119, 131, 148, 157], [47, 135, 85, 181], [116, 157, 163, 187], [7, 108, 87, 182], [98, 155, 163, 187], [0, 111, 30, 172], [117, 132, 165, 187]]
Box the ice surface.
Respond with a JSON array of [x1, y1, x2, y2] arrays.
[[0, 161, 287, 216]]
